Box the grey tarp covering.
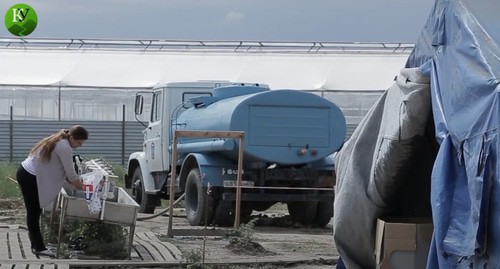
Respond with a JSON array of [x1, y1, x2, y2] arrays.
[[333, 67, 437, 269], [405, 0, 500, 268]]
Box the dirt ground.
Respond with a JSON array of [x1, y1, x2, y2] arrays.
[[0, 198, 25, 224], [1, 199, 339, 268], [136, 206, 339, 268]]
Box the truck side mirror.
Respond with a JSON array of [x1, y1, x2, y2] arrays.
[[135, 95, 144, 115]]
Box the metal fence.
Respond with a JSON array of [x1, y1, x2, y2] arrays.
[[0, 120, 144, 165], [0, 119, 360, 166], [0, 88, 376, 165]]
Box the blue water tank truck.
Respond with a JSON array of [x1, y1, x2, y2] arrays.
[[125, 81, 346, 227]]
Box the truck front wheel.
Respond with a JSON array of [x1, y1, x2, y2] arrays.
[[184, 168, 214, 226], [131, 166, 156, 214]]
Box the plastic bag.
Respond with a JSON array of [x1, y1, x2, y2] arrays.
[[81, 171, 107, 215]]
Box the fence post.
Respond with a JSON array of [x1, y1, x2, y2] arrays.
[[9, 106, 13, 163], [122, 104, 126, 165], [58, 86, 62, 121]]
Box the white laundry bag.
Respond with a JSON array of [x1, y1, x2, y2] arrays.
[[81, 171, 107, 215]]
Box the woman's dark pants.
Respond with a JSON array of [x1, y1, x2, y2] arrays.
[[16, 166, 46, 251]]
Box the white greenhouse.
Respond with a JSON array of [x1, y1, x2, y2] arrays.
[[0, 38, 413, 123]]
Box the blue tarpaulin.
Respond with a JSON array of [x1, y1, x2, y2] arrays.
[[406, 0, 499, 268]]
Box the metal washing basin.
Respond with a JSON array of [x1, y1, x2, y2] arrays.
[[60, 186, 139, 224]]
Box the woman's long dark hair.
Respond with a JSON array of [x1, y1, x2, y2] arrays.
[[31, 125, 88, 161]]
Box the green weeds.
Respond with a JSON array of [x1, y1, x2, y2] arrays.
[[0, 162, 21, 199]]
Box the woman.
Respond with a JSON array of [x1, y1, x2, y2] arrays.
[[16, 125, 88, 257]]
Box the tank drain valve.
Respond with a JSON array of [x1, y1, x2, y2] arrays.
[[297, 148, 308, 156]]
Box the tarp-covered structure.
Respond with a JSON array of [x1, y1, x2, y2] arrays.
[[333, 0, 499, 268]]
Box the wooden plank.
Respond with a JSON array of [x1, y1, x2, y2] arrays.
[[139, 232, 176, 261], [0, 233, 8, 259], [11, 263, 27, 269], [18, 232, 37, 260], [159, 241, 184, 260], [142, 232, 182, 260], [20, 264, 56, 269], [56, 264, 69, 269], [8, 232, 22, 260], [132, 244, 153, 261], [129, 246, 141, 261], [0, 262, 67, 269], [23, 265, 41, 269], [134, 233, 164, 261]]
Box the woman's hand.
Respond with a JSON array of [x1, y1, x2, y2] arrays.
[[70, 177, 84, 190]]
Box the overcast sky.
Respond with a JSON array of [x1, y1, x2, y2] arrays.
[[1, 0, 435, 43]]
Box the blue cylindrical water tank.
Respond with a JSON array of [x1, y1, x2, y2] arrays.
[[174, 85, 346, 165]]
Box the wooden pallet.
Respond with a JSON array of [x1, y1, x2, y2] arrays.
[[0, 263, 69, 269], [133, 231, 182, 261], [0, 226, 69, 268], [0, 226, 182, 268]]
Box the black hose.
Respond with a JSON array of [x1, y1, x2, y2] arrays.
[[136, 193, 185, 221]]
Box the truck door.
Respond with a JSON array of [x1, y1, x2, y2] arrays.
[[145, 90, 164, 172]]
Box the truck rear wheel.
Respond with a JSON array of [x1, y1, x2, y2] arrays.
[[131, 166, 156, 214], [315, 201, 333, 228], [213, 201, 253, 227], [287, 201, 318, 226], [184, 168, 214, 226]]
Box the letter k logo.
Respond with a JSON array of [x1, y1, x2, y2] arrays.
[[12, 8, 30, 22]]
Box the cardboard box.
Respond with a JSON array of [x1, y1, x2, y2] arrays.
[[375, 217, 433, 269]]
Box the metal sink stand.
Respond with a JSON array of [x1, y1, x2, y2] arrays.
[[56, 158, 139, 259]]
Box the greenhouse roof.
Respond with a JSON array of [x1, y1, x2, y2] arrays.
[[0, 38, 413, 91]]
